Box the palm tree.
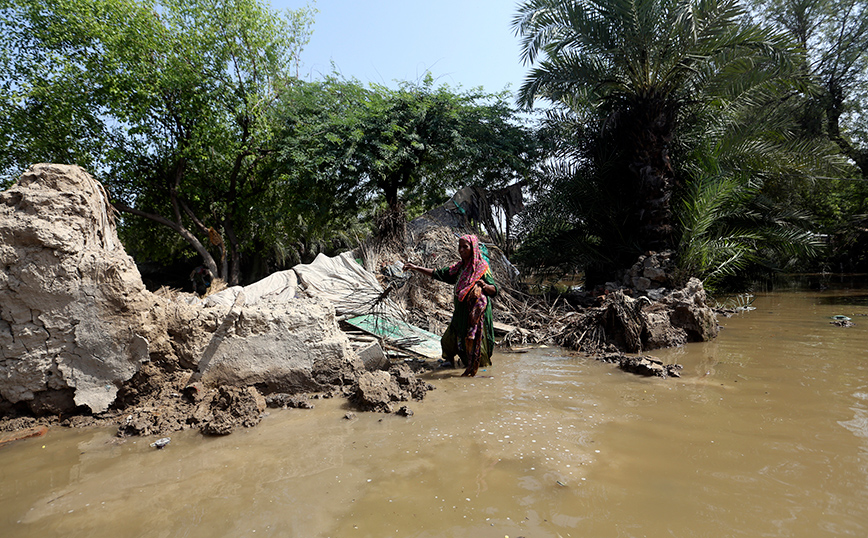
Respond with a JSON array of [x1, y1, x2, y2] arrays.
[[512, 0, 799, 254], [676, 170, 825, 290], [513, 107, 642, 282]]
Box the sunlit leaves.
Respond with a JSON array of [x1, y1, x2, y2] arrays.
[[272, 75, 542, 235], [1, 0, 317, 280]]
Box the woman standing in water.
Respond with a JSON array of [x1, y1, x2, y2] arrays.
[[403, 234, 498, 377]]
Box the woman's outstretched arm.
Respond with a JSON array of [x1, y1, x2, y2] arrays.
[[403, 262, 434, 278]]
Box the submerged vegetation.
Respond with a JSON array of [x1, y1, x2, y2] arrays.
[[1, 0, 866, 291]]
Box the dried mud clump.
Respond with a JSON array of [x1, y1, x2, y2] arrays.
[[503, 277, 718, 358], [195, 386, 266, 436], [265, 393, 314, 409], [0, 163, 153, 416], [113, 366, 266, 437], [351, 363, 434, 414], [595, 353, 683, 378]]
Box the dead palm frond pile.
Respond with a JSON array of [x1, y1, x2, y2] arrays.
[[359, 224, 603, 351], [392, 226, 460, 335], [357, 220, 674, 357], [540, 291, 650, 354]]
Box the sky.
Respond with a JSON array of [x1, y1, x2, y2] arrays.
[[273, 0, 531, 95]]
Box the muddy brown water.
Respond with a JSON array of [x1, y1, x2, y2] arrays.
[[2, 286, 868, 538]]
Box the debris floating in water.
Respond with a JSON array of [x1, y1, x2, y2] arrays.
[[830, 314, 855, 327], [150, 437, 171, 449]]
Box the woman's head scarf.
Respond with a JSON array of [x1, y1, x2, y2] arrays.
[[447, 234, 490, 301]]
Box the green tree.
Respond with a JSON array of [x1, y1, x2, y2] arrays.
[[512, 109, 637, 281], [272, 76, 542, 247], [0, 0, 315, 284], [357, 78, 540, 216], [262, 76, 373, 265], [674, 76, 855, 287], [749, 0, 868, 177], [675, 168, 826, 290], [512, 0, 802, 255]]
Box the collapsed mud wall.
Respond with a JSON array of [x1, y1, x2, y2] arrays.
[[176, 299, 362, 392], [1, 164, 423, 435], [0, 164, 153, 414]]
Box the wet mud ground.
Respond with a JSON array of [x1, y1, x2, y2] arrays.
[[2, 288, 868, 538]]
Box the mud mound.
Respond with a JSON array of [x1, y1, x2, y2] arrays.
[[351, 363, 433, 413], [1, 164, 420, 437], [114, 366, 267, 437], [0, 164, 153, 414], [595, 353, 684, 378]]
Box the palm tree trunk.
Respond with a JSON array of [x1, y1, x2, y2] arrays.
[[623, 99, 677, 252]]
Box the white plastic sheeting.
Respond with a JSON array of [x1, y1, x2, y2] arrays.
[[203, 251, 404, 320], [204, 270, 298, 307], [293, 251, 405, 319]]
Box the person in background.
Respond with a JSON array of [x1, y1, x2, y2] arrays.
[[190, 265, 213, 297], [403, 234, 498, 377]]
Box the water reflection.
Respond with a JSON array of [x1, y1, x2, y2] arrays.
[[816, 294, 868, 307], [1, 288, 867, 537]]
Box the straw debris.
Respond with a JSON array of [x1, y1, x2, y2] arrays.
[[359, 216, 719, 377]]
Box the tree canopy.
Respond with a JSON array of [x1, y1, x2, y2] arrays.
[[1, 0, 316, 284], [271, 75, 543, 246], [511, 0, 856, 287]]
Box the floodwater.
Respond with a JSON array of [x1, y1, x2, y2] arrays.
[[2, 284, 868, 538]]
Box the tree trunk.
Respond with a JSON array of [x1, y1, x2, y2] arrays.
[[224, 219, 242, 286], [623, 99, 677, 253], [112, 201, 219, 277], [826, 80, 868, 179], [383, 182, 400, 211], [113, 157, 221, 282]]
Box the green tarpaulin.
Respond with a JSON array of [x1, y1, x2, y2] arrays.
[[345, 315, 441, 359]]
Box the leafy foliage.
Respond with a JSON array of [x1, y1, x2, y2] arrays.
[[511, 0, 857, 287], [512, 0, 811, 258], [271, 75, 543, 239], [677, 172, 823, 290], [1, 0, 316, 284]]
